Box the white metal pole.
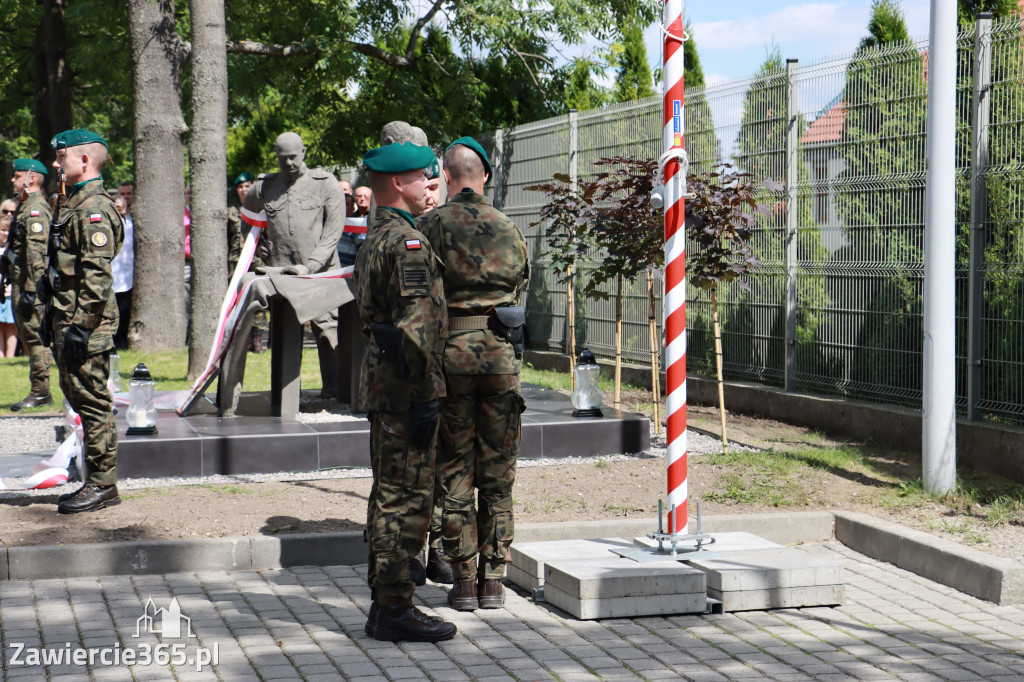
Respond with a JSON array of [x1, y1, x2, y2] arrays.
[[922, 0, 957, 494]]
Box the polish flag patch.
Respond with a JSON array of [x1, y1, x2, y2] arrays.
[[343, 217, 367, 234], [30, 210, 40, 217], [89, 213, 103, 223], [405, 239, 422, 250]]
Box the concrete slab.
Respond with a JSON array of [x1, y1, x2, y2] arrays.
[[707, 583, 844, 612], [543, 581, 705, 620], [685, 547, 843, 591], [7, 537, 251, 579], [0, 546, 7, 580], [544, 557, 705, 600], [835, 510, 1024, 605], [508, 538, 635, 590], [633, 531, 782, 553]]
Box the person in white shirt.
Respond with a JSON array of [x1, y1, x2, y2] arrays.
[[111, 195, 134, 349]]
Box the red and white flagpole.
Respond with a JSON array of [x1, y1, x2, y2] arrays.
[[662, 0, 688, 534]]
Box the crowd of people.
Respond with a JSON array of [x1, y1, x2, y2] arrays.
[[0, 121, 530, 646]]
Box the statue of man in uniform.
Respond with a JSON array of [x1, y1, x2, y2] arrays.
[[244, 132, 346, 397]]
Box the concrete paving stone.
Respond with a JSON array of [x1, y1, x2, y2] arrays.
[[670, 669, 729, 682], [545, 582, 705, 620]]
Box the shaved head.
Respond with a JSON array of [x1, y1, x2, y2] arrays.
[[442, 144, 488, 196]]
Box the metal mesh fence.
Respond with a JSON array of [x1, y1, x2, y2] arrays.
[[486, 19, 1024, 425], [339, 17, 1024, 426]]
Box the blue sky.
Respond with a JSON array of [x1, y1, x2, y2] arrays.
[[641, 1, 932, 86]]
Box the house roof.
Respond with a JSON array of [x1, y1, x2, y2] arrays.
[[802, 100, 846, 145]]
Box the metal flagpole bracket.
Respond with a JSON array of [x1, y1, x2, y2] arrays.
[[613, 500, 717, 563], [651, 148, 694, 209]]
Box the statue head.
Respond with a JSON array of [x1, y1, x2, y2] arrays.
[[275, 132, 307, 181]]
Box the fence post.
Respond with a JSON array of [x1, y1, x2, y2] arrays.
[[967, 13, 992, 422], [493, 126, 505, 210], [784, 59, 799, 392]]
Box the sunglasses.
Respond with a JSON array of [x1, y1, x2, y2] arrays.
[[1, 209, 15, 215]]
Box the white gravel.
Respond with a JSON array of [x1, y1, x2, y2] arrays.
[[0, 416, 66, 455], [0, 418, 752, 498]]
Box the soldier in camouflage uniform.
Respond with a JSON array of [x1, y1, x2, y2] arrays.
[[226, 171, 267, 353], [227, 171, 254, 276], [42, 130, 124, 514], [244, 133, 346, 393], [417, 137, 529, 610], [4, 159, 54, 411], [354, 141, 456, 643]]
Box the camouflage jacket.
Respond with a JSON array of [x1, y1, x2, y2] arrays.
[[227, 203, 244, 276], [48, 179, 124, 353], [8, 190, 52, 291], [245, 168, 344, 273], [417, 190, 529, 375], [354, 207, 447, 412]]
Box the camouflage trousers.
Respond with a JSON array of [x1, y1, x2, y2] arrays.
[[53, 345, 118, 486], [11, 284, 52, 394], [438, 373, 525, 580], [366, 410, 436, 606]]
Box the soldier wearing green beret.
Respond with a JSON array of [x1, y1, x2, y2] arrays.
[[43, 129, 124, 513], [354, 141, 456, 642], [4, 158, 54, 411], [227, 171, 254, 277], [227, 171, 267, 353], [417, 136, 529, 611]]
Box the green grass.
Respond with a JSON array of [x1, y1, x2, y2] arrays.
[[521, 362, 646, 395], [0, 347, 324, 414]]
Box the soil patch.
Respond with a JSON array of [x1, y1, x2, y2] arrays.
[[2, 392, 1023, 567]]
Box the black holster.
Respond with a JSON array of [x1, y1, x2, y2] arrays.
[[491, 306, 526, 358], [370, 323, 408, 374]]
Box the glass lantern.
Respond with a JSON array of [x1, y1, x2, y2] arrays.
[[126, 362, 159, 436], [108, 353, 124, 393], [571, 349, 604, 418]]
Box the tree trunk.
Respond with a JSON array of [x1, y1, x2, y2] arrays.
[[186, 0, 229, 380], [34, 0, 74, 170], [614, 274, 622, 409], [711, 286, 729, 453], [647, 266, 661, 435], [125, 0, 189, 350]]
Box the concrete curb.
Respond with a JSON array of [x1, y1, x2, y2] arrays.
[[2, 511, 1021, 606], [834, 510, 1024, 605]]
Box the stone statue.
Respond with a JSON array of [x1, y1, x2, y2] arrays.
[[240, 132, 347, 400]]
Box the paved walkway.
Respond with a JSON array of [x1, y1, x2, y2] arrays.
[[2, 542, 1023, 681]]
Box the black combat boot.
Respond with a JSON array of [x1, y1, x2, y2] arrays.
[[447, 576, 477, 611], [11, 390, 53, 412], [57, 485, 120, 514], [373, 604, 456, 642], [478, 578, 505, 609], [57, 483, 88, 504], [364, 601, 380, 637], [426, 546, 454, 584]]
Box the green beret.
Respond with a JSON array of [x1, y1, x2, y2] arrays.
[[12, 158, 48, 176], [446, 136, 492, 176], [233, 171, 253, 187], [427, 158, 440, 180], [51, 129, 108, 151], [363, 142, 435, 174]]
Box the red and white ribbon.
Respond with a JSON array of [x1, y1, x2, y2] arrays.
[[663, 0, 688, 534]]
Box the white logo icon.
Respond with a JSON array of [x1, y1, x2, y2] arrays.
[[134, 598, 196, 639]]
